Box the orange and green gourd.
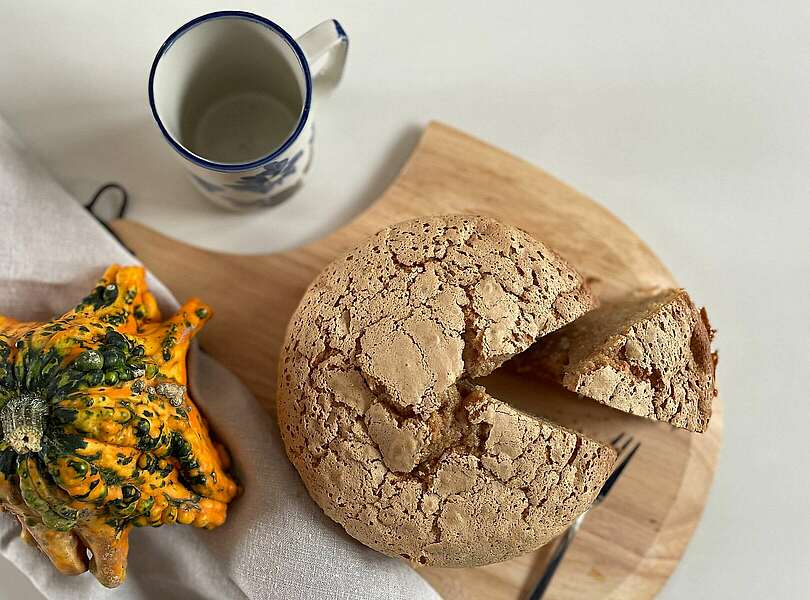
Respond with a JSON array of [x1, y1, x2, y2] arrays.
[[0, 265, 238, 587]]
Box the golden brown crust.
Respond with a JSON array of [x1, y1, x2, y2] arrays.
[[512, 288, 716, 432], [277, 215, 614, 567]]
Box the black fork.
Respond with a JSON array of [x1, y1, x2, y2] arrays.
[[526, 433, 641, 600]]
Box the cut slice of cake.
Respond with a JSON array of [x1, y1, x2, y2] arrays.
[[512, 289, 717, 432]]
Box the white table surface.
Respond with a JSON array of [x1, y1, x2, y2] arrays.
[[1, 1, 808, 598]]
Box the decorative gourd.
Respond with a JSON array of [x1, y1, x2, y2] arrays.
[[0, 265, 238, 587]]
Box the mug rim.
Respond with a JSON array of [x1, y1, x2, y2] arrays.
[[148, 10, 312, 173]]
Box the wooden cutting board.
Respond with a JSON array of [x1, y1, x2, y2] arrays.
[[111, 122, 721, 600]]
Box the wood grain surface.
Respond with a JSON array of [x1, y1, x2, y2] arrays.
[[111, 121, 722, 600]]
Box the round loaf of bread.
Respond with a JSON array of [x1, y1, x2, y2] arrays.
[[277, 215, 616, 566]]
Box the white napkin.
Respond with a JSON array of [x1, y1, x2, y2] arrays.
[[0, 117, 440, 600]]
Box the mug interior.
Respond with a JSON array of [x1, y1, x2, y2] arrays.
[[151, 13, 308, 167]]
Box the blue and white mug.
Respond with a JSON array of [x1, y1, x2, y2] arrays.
[[149, 11, 348, 210]]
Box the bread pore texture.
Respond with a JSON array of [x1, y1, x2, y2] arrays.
[[277, 215, 616, 567], [512, 288, 717, 432]]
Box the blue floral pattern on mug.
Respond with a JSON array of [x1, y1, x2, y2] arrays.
[[150, 14, 348, 211], [185, 121, 315, 210], [191, 174, 224, 193], [225, 150, 304, 194]]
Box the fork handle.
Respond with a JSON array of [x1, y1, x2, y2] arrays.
[[526, 514, 585, 600]]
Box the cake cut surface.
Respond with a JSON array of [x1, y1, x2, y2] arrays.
[[512, 288, 716, 432]]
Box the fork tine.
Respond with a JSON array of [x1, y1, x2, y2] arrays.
[[616, 435, 634, 454], [598, 440, 641, 501], [526, 435, 640, 599]]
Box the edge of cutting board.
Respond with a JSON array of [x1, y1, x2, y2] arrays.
[[111, 121, 721, 600]]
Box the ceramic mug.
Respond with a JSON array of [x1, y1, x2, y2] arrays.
[[149, 11, 348, 210]]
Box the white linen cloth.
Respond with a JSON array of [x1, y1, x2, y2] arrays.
[[0, 117, 440, 600]]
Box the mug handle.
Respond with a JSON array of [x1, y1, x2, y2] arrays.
[[296, 20, 349, 100]]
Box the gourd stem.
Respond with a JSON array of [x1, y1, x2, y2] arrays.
[[1, 393, 47, 454]]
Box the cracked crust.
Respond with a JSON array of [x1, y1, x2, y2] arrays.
[[512, 289, 717, 432], [277, 215, 615, 566]]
